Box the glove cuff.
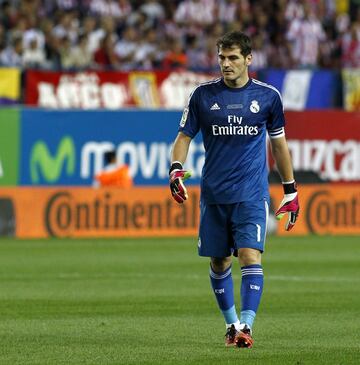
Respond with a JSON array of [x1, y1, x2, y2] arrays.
[[282, 180, 297, 194], [169, 161, 183, 175]]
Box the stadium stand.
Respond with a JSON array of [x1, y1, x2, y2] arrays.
[[0, 0, 359, 71]]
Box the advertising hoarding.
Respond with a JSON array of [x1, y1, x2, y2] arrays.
[[25, 70, 214, 109], [342, 69, 360, 111], [263, 70, 339, 110], [0, 108, 19, 186], [0, 68, 21, 105], [1, 185, 359, 238], [20, 109, 203, 186], [20, 109, 360, 186]]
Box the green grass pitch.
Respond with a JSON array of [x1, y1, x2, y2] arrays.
[[0, 236, 359, 365]]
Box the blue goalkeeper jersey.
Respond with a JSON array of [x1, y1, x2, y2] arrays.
[[179, 78, 285, 204]]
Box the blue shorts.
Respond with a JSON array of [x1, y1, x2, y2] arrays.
[[198, 198, 269, 257]]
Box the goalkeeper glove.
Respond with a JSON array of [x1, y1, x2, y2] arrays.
[[275, 181, 299, 231], [169, 162, 192, 204]]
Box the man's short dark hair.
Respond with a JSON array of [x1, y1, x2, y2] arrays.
[[216, 31, 252, 57]]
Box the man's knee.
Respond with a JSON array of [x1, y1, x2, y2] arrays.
[[210, 257, 232, 273], [238, 248, 261, 266]]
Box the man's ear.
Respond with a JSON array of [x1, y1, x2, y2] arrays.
[[246, 53, 252, 66]]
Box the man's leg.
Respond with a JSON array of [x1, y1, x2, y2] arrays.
[[210, 256, 240, 346], [235, 248, 263, 347], [198, 201, 241, 345]]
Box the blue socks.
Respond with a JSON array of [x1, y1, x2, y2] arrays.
[[210, 264, 264, 330], [240, 264, 264, 329], [209, 265, 239, 326]]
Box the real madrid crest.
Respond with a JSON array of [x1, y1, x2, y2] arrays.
[[250, 100, 260, 113]]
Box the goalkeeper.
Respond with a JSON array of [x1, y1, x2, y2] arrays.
[[169, 31, 299, 349]]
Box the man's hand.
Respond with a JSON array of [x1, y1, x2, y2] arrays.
[[169, 162, 191, 204], [275, 182, 299, 231]]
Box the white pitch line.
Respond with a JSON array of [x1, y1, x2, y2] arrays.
[[267, 275, 359, 283], [1, 273, 358, 284], [120, 273, 360, 284]]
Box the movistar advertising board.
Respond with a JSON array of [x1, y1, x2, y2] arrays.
[[0, 108, 19, 186], [21, 109, 203, 186]]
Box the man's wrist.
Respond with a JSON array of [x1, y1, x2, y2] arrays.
[[169, 161, 183, 175], [282, 180, 297, 194]]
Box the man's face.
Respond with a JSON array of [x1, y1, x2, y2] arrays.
[[218, 46, 252, 83]]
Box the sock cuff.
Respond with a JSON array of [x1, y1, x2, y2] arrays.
[[209, 265, 232, 280], [241, 265, 263, 277], [240, 310, 256, 331], [241, 264, 262, 269]]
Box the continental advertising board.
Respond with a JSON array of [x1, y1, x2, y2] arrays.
[[0, 187, 200, 238], [0, 185, 359, 238]]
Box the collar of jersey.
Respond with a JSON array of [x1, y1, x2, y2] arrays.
[[221, 77, 252, 92]]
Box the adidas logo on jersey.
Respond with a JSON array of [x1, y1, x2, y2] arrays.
[[210, 103, 220, 110]]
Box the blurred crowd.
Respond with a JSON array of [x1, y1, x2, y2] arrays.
[[0, 0, 359, 72]]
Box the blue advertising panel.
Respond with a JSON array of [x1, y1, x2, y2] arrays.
[[262, 70, 340, 110], [20, 109, 204, 186]]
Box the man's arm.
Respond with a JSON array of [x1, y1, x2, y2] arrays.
[[169, 132, 192, 204], [171, 132, 192, 164], [269, 136, 299, 231], [269, 136, 294, 182]]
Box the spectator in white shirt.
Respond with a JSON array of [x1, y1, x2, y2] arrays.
[[66, 34, 93, 69], [249, 33, 268, 71], [81, 16, 98, 55], [140, 0, 165, 22], [87, 16, 117, 56], [133, 28, 158, 70], [52, 11, 79, 45], [174, 0, 215, 26], [22, 13, 46, 53], [0, 36, 23, 67], [286, 2, 326, 67], [216, 0, 238, 24], [56, 0, 77, 11], [90, 0, 131, 20], [114, 26, 138, 70], [22, 36, 47, 68], [285, 0, 304, 21], [341, 24, 360, 67]]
